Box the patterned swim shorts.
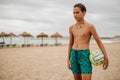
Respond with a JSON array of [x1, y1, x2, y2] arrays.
[[70, 49, 92, 74]]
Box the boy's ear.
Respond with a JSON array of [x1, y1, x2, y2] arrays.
[[83, 11, 86, 16]]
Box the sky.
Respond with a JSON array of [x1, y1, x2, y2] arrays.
[[0, 0, 120, 37]]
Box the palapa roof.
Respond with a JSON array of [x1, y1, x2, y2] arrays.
[[8, 32, 17, 37], [19, 32, 33, 37], [37, 32, 48, 37], [51, 32, 63, 38], [0, 32, 8, 37]]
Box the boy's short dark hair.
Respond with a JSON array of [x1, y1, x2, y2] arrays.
[[74, 3, 87, 12]]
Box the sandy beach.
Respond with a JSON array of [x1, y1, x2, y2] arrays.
[[0, 43, 120, 80]]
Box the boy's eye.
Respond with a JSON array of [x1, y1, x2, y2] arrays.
[[76, 12, 79, 14], [73, 11, 79, 14]]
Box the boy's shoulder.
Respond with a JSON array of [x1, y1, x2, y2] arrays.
[[86, 21, 94, 27], [69, 24, 74, 28], [86, 21, 95, 30], [86, 22, 97, 32], [69, 24, 75, 30]]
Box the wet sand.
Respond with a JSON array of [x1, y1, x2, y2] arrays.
[[0, 43, 120, 80]]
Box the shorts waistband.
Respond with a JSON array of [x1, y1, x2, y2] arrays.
[[72, 48, 90, 51]]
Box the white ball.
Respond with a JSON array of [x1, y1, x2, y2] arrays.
[[93, 51, 104, 62], [90, 50, 104, 66]]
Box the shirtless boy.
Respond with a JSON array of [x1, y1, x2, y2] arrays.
[[67, 3, 109, 80]]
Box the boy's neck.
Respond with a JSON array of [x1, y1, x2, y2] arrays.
[[77, 19, 85, 25]]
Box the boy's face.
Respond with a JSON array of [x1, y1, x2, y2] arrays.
[[73, 7, 85, 22]]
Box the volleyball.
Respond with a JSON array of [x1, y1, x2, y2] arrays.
[[90, 50, 104, 66]]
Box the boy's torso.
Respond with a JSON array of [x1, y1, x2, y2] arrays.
[[71, 22, 92, 50]]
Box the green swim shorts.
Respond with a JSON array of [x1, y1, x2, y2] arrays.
[[70, 49, 92, 74]]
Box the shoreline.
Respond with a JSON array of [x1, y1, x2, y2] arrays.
[[1, 41, 120, 49]]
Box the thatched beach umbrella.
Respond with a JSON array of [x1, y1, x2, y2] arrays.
[[37, 32, 48, 46], [0, 32, 8, 43], [8, 32, 17, 45], [19, 32, 33, 44], [51, 32, 63, 45]]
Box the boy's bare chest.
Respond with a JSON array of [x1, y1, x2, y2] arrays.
[[72, 27, 90, 38]]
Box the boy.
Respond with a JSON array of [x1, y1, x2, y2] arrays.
[[67, 3, 109, 80]]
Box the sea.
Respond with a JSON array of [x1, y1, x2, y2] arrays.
[[0, 37, 120, 45]]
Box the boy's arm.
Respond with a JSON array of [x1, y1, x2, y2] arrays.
[[68, 26, 74, 60], [67, 25, 74, 69], [89, 25, 109, 69]]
